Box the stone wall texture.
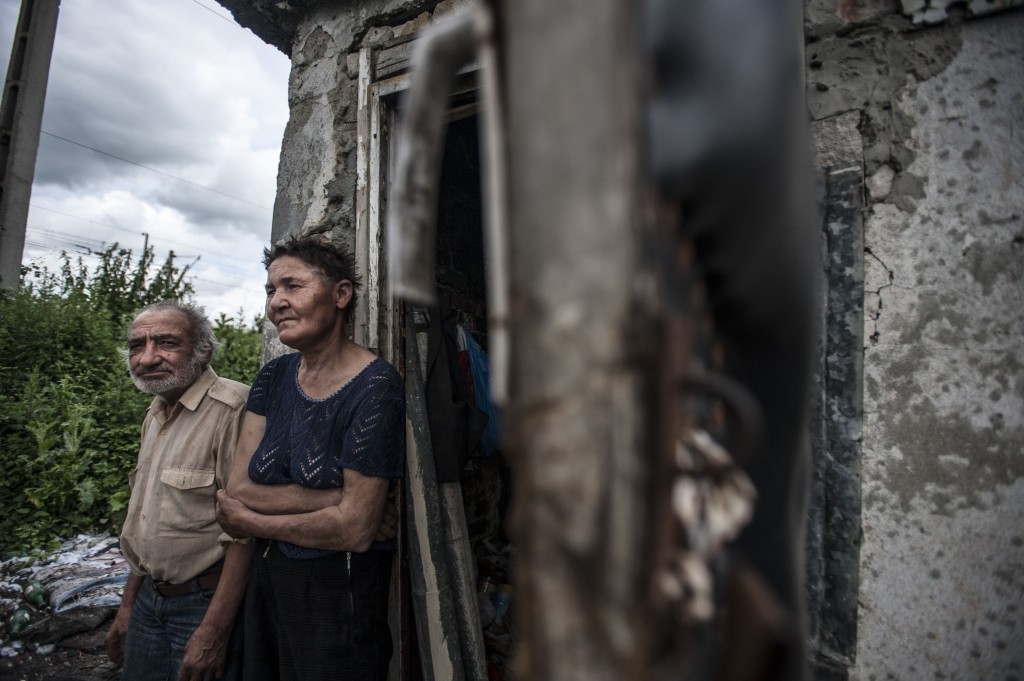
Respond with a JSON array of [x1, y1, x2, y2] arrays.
[[809, 3, 1024, 679]]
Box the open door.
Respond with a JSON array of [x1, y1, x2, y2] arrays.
[[356, 38, 513, 681]]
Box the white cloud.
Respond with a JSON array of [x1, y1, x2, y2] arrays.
[[1, 0, 289, 320]]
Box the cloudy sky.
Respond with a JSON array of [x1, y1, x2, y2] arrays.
[[0, 0, 291, 321]]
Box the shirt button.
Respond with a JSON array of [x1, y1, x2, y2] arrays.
[[160, 430, 167, 435], [141, 513, 146, 519]]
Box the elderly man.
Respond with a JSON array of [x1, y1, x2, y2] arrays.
[[105, 300, 251, 680]]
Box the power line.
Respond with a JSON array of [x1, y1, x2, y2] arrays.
[[187, 0, 241, 28], [39, 131, 271, 211], [29, 203, 262, 268], [30, 204, 142, 236], [27, 225, 107, 252], [191, 274, 264, 293], [24, 238, 93, 256]]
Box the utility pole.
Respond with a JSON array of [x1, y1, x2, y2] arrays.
[[0, 0, 61, 289], [498, 2, 653, 679]]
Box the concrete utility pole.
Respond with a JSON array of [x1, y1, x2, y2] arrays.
[[0, 0, 61, 289]]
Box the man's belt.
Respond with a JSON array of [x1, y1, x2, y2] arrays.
[[152, 561, 224, 598]]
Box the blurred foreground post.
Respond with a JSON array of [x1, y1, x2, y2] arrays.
[[390, 0, 817, 678], [498, 1, 653, 680], [500, 0, 817, 679]]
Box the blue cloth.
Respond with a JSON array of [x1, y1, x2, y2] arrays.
[[246, 353, 405, 557], [122, 575, 243, 681], [461, 325, 502, 457]]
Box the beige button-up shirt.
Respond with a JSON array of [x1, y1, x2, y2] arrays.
[[119, 367, 249, 584]]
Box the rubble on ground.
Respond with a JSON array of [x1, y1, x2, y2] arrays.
[[1, 533, 127, 674]]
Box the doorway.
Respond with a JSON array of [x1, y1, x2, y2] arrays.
[[357, 46, 513, 681]]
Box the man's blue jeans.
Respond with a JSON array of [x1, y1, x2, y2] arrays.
[[121, 575, 242, 680]]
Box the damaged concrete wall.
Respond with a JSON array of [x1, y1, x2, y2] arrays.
[[213, 0, 466, 246], [270, 1, 465, 243], [808, 2, 1024, 679]]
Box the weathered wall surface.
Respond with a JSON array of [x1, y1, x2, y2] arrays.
[[270, 0, 460, 245], [809, 3, 1024, 679], [219, 0, 466, 249]]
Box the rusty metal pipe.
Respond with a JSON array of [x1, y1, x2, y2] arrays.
[[388, 12, 477, 307]]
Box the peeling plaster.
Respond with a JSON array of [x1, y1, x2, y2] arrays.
[[866, 396, 1023, 515], [812, 110, 864, 168], [900, 0, 1024, 25], [269, 0, 470, 243], [866, 164, 895, 200], [856, 11, 1024, 680]]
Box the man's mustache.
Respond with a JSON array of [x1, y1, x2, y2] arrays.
[[132, 363, 174, 378]]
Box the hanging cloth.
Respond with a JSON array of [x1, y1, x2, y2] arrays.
[[425, 306, 489, 482]]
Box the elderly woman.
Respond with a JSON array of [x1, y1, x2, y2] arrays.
[[215, 234, 404, 681]]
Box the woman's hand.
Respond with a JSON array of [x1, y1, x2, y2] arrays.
[[216, 489, 253, 539], [374, 490, 399, 542]]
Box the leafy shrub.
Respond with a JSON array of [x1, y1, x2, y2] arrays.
[[212, 312, 264, 385]]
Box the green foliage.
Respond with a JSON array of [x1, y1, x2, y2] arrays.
[[212, 312, 264, 385], [0, 286, 148, 557], [0, 243, 259, 557]]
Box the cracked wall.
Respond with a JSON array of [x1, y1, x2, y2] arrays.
[[809, 3, 1024, 679], [260, 0, 466, 248]]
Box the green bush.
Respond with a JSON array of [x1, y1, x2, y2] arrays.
[[0, 245, 261, 557], [212, 312, 264, 385]]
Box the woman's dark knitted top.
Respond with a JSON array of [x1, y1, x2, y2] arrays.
[[246, 352, 405, 556]]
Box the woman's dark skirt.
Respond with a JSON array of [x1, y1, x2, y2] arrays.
[[243, 540, 393, 681]]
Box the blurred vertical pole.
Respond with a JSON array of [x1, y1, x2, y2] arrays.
[[0, 0, 60, 289], [498, 2, 653, 680], [644, 1, 817, 679]]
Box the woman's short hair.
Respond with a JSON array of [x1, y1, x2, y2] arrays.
[[263, 233, 363, 313]]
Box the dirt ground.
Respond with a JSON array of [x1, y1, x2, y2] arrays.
[[0, 610, 118, 681], [0, 646, 117, 681]]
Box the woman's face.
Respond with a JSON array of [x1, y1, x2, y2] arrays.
[[265, 255, 352, 350]]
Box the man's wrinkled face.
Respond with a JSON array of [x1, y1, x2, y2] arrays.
[[127, 310, 203, 401]]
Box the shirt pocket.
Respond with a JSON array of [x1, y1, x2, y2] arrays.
[[159, 467, 217, 532]]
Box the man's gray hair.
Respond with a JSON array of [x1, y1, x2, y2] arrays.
[[134, 300, 220, 366]]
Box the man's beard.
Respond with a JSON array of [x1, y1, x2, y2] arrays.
[[131, 355, 204, 398]]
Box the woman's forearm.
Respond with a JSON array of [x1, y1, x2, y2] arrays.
[[231, 477, 343, 515], [236, 505, 378, 553], [225, 470, 389, 551], [220, 469, 390, 551]]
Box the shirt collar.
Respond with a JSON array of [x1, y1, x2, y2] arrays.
[[148, 366, 219, 415]]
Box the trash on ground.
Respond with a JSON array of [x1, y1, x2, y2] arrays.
[[0, 533, 127, 654]]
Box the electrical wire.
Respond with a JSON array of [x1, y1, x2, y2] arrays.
[[39, 131, 271, 211], [186, 0, 241, 28], [29, 203, 262, 269], [22, 238, 263, 295]]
